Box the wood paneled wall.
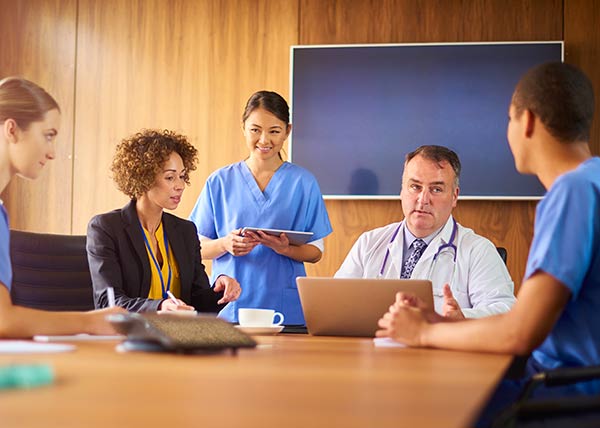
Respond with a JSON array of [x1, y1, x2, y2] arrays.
[[1, 0, 599, 291], [300, 0, 562, 290], [72, 0, 298, 232], [0, 0, 77, 233], [565, 0, 600, 156]]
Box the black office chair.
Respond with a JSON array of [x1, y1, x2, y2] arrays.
[[9, 230, 95, 311], [491, 365, 600, 427], [496, 247, 508, 265]]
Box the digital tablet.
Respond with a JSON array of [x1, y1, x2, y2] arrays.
[[241, 227, 314, 245]]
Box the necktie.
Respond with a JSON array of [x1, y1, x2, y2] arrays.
[[401, 239, 427, 279]]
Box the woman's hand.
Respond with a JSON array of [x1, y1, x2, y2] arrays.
[[223, 228, 259, 256], [248, 230, 291, 255], [159, 299, 195, 312], [245, 230, 322, 263], [85, 306, 128, 335], [213, 275, 242, 304]]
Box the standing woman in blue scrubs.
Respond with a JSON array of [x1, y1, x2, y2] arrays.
[[189, 91, 332, 324]]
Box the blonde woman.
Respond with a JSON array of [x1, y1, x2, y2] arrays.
[[0, 77, 123, 338]]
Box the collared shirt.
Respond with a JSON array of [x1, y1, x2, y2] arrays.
[[335, 216, 515, 318], [401, 223, 445, 267]]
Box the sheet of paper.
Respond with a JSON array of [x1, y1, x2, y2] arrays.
[[373, 337, 408, 348], [33, 334, 124, 342], [0, 340, 76, 354]]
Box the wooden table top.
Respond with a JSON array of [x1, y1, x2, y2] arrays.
[[0, 334, 511, 428]]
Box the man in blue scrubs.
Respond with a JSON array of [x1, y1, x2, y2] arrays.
[[377, 62, 600, 406]]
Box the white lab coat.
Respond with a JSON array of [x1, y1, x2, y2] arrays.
[[335, 216, 516, 318]]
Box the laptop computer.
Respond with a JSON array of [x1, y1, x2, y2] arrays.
[[296, 277, 433, 337]]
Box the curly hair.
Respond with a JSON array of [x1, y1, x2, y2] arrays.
[[110, 129, 198, 199]]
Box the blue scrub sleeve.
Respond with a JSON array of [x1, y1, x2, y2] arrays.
[[0, 205, 12, 290], [303, 179, 332, 240], [525, 175, 595, 299], [189, 182, 218, 239]]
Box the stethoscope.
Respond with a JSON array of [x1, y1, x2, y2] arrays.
[[378, 218, 458, 277]]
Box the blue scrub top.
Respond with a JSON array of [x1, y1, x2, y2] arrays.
[[190, 161, 332, 324], [0, 202, 12, 291], [526, 158, 600, 394]]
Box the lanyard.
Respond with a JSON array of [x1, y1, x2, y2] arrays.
[[140, 221, 172, 299]]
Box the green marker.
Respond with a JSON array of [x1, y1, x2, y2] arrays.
[[0, 364, 54, 389]]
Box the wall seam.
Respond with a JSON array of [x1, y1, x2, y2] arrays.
[[297, 0, 302, 44], [69, 0, 80, 235], [563, 0, 566, 42]]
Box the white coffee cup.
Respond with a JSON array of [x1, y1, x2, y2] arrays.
[[238, 308, 284, 327]]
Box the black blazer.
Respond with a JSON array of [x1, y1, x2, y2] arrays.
[[86, 200, 223, 312]]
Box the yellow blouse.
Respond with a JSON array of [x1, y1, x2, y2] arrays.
[[141, 221, 182, 300]]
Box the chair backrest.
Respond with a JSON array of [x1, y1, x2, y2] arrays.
[[9, 230, 95, 311], [496, 247, 508, 265]]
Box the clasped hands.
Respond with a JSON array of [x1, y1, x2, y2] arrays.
[[376, 284, 464, 346]]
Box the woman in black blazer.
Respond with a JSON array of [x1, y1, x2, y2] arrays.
[[87, 129, 241, 313]]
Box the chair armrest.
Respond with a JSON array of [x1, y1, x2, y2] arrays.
[[545, 365, 600, 387], [493, 395, 600, 427], [519, 365, 600, 402]]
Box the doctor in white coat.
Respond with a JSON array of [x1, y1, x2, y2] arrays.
[[335, 145, 515, 318]]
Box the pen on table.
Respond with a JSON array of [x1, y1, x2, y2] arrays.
[[106, 286, 116, 308], [166, 290, 182, 306]]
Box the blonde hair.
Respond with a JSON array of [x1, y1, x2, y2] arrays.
[[0, 77, 60, 130]]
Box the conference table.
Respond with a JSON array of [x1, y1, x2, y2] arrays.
[[0, 334, 511, 428]]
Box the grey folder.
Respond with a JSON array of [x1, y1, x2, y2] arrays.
[[108, 313, 256, 353]]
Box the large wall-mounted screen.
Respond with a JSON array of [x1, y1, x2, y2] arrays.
[[290, 42, 563, 199]]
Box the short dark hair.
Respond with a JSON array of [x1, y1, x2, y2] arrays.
[[512, 62, 595, 143], [242, 90, 289, 125], [405, 145, 461, 188]]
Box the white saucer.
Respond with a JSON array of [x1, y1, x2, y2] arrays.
[[234, 325, 284, 335]]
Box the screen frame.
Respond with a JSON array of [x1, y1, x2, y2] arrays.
[[289, 41, 564, 201]]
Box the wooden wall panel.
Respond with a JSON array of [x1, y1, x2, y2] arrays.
[[300, 0, 562, 44], [0, 0, 76, 233], [72, 0, 298, 233], [5, 0, 600, 295], [565, 0, 600, 156], [300, 0, 563, 290]]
